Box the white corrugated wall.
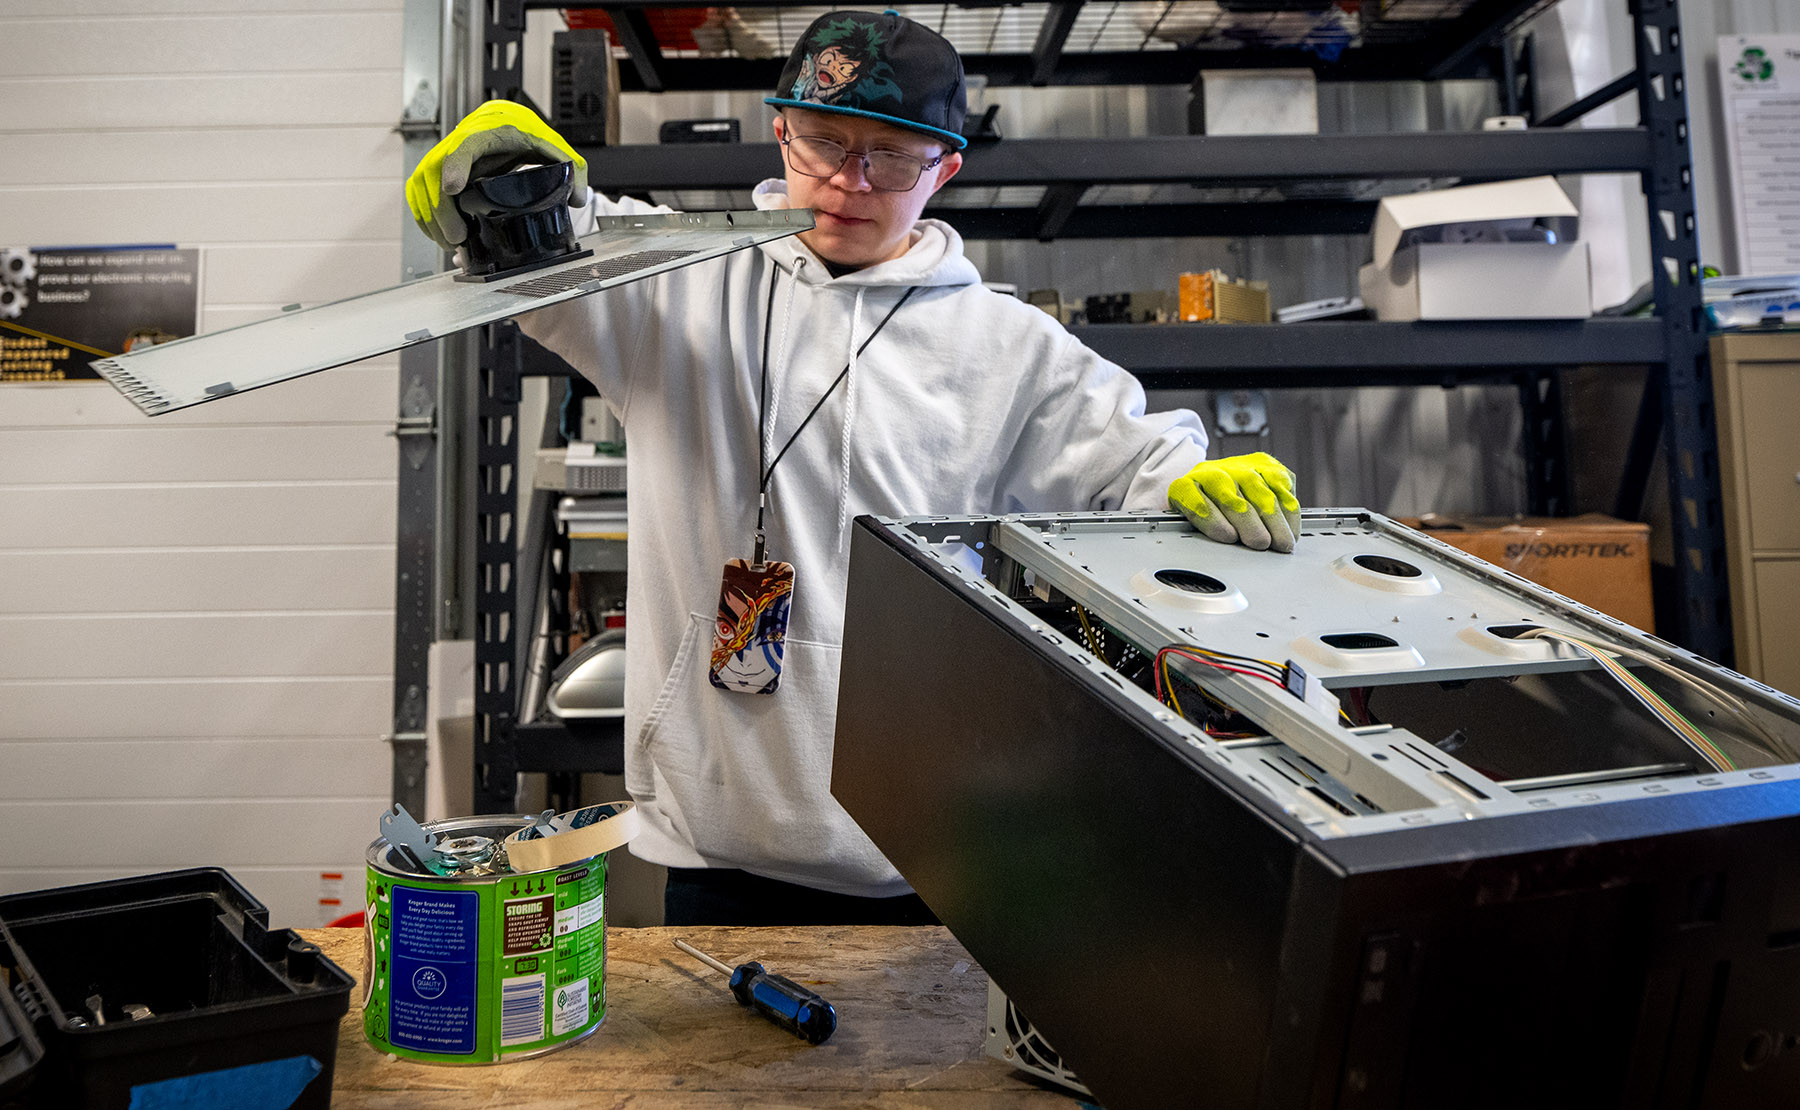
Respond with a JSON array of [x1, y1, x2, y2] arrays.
[[0, 0, 403, 926]]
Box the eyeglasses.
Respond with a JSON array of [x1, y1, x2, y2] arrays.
[[780, 134, 944, 192]]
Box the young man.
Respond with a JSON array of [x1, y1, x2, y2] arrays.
[[409, 10, 1301, 925]]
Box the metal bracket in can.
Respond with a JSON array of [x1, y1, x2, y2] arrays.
[[379, 804, 443, 874]]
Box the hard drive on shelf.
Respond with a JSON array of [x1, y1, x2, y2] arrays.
[[833, 509, 1800, 1110]]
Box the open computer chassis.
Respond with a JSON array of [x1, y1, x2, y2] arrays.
[[832, 509, 1800, 1110]]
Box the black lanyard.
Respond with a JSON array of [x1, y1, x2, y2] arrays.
[[753, 269, 919, 562]]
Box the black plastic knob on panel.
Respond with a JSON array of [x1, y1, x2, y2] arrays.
[[454, 161, 590, 282]]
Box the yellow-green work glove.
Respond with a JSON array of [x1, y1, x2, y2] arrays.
[[1168, 452, 1302, 553], [405, 100, 589, 250]]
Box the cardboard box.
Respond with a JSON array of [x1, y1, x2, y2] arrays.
[[1358, 176, 1591, 321], [1026, 288, 1075, 325], [1403, 512, 1654, 631], [1194, 69, 1318, 135]]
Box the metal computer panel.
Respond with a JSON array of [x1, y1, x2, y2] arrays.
[[992, 510, 1614, 687], [90, 210, 810, 416], [983, 510, 1800, 835], [832, 510, 1800, 1110]]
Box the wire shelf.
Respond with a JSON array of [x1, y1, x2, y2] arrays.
[[565, 0, 1509, 63]]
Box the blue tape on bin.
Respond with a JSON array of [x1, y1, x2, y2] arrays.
[[127, 1054, 322, 1110]]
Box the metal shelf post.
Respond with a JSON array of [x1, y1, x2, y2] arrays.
[[473, 324, 525, 813], [1633, 0, 1727, 659]]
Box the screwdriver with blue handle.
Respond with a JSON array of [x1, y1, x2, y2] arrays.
[[673, 938, 838, 1044]]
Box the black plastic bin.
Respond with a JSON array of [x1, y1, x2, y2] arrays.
[[0, 868, 353, 1109]]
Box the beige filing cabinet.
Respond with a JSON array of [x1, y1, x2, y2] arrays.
[[1712, 331, 1800, 689]]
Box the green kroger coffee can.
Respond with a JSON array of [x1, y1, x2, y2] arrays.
[[362, 803, 638, 1064]]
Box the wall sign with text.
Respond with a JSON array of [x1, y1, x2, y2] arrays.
[[1, 245, 200, 382]]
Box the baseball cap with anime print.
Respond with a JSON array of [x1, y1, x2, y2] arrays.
[[765, 10, 968, 150]]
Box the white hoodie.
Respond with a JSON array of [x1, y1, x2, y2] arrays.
[[520, 182, 1209, 896]]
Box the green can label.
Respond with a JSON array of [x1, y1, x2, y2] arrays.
[[365, 856, 608, 1063]]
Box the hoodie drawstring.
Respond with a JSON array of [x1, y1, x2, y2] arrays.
[[836, 287, 865, 551], [763, 258, 803, 478], [754, 272, 919, 566]]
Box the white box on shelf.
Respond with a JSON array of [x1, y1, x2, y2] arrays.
[[1358, 176, 1592, 321], [1199, 69, 1318, 135]]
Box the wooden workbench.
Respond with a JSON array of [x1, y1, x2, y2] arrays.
[[303, 925, 1087, 1108]]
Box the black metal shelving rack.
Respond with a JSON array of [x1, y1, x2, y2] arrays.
[[457, 0, 1722, 813]]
